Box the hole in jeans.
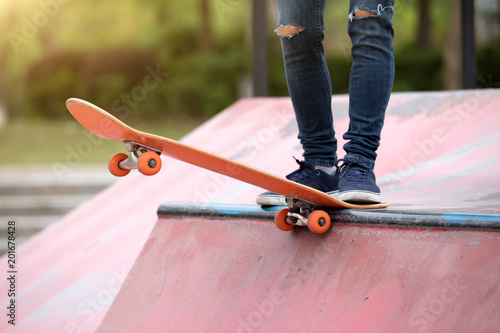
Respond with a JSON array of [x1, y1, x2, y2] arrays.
[[355, 9, 377, 17], [348, 4, 393, 21], [275, 25, 305, 39]]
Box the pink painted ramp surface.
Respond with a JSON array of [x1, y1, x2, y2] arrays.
[[375, 90, 500, 213], [1, 90, 499, 332], [97, 215, 500, 332]]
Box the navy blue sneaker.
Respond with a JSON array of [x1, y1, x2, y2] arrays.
[[337, 159, 381, 203], [256, 158, 339, 206]]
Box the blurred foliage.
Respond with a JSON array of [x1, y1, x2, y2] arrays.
[[476, 41, 500, 88], [0, 0, 499, 121]]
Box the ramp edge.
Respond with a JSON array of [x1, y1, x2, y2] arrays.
[[157, 202, 500, 230]]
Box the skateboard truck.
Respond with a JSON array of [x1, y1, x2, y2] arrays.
[[108, 141, 163, 177], [274, 197, 331, 234]]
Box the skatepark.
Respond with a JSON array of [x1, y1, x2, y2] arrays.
[[1, 89, 499, 332]]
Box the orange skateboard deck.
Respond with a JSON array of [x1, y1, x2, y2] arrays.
[[66, 98, 388, 233]]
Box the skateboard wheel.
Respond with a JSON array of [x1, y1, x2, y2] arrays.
[[307, 210, 331, 234], [274, 208, 295, 232], [138, 151, 162, 176], [108, 153, 131, 177]]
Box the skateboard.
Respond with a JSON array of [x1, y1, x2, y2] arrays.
[[66, 98, 388, 234]]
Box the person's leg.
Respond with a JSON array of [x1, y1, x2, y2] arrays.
[[337, 0, 395, 203], [276, 0, 337, 168], [256, 0, 338, 206], [343, 0, 395, 166]]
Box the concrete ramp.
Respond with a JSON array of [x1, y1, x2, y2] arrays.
[[1, 90, 499, 332], [376, 90, 500, 213], [97, 203, 500, 332]]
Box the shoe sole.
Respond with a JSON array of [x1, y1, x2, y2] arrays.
[[256, 190, 339, 206], [338, 190, 381, 204], [255, 195, 287, 206]]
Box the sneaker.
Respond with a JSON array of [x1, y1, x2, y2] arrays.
[[256, 158, 339, 206], [337, 159, 381, 203]]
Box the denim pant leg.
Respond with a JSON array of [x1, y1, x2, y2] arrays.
[[276, 0, 337, 168], [343, 0, 395, 168]]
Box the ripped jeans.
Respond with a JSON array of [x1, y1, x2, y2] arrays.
[[276, 0, 395, 168]]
